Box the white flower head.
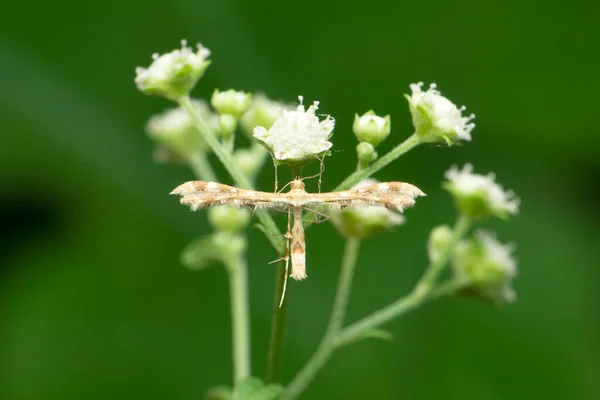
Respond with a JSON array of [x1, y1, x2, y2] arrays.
[[353, 111, 391, 147], [444, 164, 520, 219], [135, 40, 211, 101], [253, 96, 335, 163], [146, 99, 217, 160], [453, 230, 518, 303], [331, 179, 405, 239], [405, 82, 475, 145]]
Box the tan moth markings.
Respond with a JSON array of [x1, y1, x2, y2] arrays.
[[171, 179, 425, 281]]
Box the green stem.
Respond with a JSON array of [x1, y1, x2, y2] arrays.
[[413, 214, 471, 297], [335, 133, 421, 191], [225, 257, 251, 384], [266, 261, 289, 383], [188, 152, 217, 182], [178, 95, 285, 254], [337, 276, 471, 346], [223, 133, 235, 154], [283, 238, 361, 400]]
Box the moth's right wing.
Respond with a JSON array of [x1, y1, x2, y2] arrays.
[[170, 181, 292, 210]]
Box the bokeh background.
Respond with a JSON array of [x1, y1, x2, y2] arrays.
[[1, 1, 598, 399]]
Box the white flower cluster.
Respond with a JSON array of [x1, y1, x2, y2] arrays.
[[253, 96, 334, 162], [453, 230, 518, 303], [445, 164, 519, 219], [406, 82, 475, 145], [135, 40, 211, 100]]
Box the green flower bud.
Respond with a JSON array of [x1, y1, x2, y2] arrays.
[[427, 224, 453, 263], [135, 40, 211, 101], [208, 205, 251, 234], [444, 164, 520, 219], [353, 111, 391, 147], [405, 82, 475, 145], [331, 179, 405, 238], [452, 230, 517, 304], [211, 89, 252, 118], [356, 142, 378, 167], [219, 114, 238, 137]]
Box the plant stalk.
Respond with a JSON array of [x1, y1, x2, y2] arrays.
[[283, 238, 361, 399]]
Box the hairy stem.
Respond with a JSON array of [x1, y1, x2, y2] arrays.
[[225, 257, 251, 384], [283, 238, 361, 400], [266, 261, 289, 383], [178, 95, 285, 254]]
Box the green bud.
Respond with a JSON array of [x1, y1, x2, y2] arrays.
[[219, 114, 238, 137], [135, 40, 211, 101], [356, 142, 378, 167], [353, 111, 391, 147], [211, 89, 252, 118], [208, 205, 251, 233], [452, 230, 517, 304], [427, 224, 453, 263]]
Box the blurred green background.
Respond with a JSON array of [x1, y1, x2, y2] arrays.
[[1, 0, 598, 399]]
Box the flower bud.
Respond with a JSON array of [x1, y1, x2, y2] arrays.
[[135, 40, 211, 101], [405, 82, 475, 145], [208, 205, 251, 234], [253, 96, 334, 165], [211, 89, 252, 118], [356, 142, 378, 167], [427, 225, 453, 263], [331, 179, 405, 238], [444, 164, 520, 219], [452, 230, 517, 304], [353, 111, 390, 147], [218, 114, 238, 137]]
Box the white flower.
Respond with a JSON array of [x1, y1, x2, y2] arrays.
[[253, 96, 334, 163], [135, 40, 211, 100], [331, 179, 405, 239], [453, 230, 518, 303], [444, 164, 519, 219], [352, 111, 391, 146], [406, 82, 475, 145]]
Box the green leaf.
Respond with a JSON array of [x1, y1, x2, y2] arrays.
[[205, 385, 233, 400], [232, 377, 284, 400], [180, 236, 222, 270]]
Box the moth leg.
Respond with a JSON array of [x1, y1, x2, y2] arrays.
[[302, 206, 331, 224]]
